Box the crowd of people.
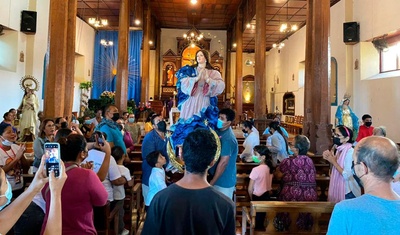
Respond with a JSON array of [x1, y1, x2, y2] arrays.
[[1, 49, 399, 235]]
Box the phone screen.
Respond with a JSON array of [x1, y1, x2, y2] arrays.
[[44, 143, 61, 177], [95, 131, 104, 146]]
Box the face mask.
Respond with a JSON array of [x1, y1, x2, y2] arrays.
[[156, 121, 167, 133], [269, 130, 273, 135], [84, 119, 92, 125], [217, 119, 224, 129], [351, 162, 364, 189], [242, 129, 248, 134], [128, 118, 135, 123], [252, 155, 261, 163], [60, 122, 68, 129], [243, 133, 249, 138], [1, 136, 13, 147], [393, 170, 400, 178], [333, 137, 342, 146], [112, 113, 120, 122], [365, 122, 372, 127], [0, 179, 12, 211]]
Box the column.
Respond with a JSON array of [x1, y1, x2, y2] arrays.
[[235, 9, 243, 121], [303, 0, 332, 154], [64, 0, 77, 118], [44, 0, 68, 118], [115, 0, 130, 111], [141, 4, 151, 103], [154, 27, 161, 99], [225, 30, 232, 100], [254, 0, 267, 119]]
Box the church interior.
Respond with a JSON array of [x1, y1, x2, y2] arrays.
[[1, 0, 400, 234]]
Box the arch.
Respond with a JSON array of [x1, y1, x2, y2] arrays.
[[181, 45, 201, 67]]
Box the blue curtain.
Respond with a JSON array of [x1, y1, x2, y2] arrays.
[[92, 30, 142, 102]]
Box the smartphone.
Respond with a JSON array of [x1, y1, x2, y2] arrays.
[[95, 131, 104, 146], [44, 143, 61, 177]]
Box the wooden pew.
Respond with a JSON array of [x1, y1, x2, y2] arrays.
[[242, 201, 335, 235], [94, 201, 123, 235]]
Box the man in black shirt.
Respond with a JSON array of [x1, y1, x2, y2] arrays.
[[142, 128, 236, 235]]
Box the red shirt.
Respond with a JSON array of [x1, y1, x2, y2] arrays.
[[356, 125, 374, 142], [41, 165, 108, 235]]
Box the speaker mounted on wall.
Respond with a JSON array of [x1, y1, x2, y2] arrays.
[[343, 22, 359, 45], [21, 10, 37, 34]]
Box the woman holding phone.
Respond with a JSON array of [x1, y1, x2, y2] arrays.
[[41, 134, 108, 234]]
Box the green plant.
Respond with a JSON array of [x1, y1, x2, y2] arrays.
[[79, 81, 93, 90], [127, 99, 137, 114]]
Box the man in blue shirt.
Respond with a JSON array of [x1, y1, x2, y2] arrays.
[[141, 114, 168, 203], [327, 136, 400, 234], [209, 108, 238, 200], [96, 104, 127, 155]]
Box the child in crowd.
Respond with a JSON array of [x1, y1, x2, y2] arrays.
[[145, 150, 167, 210], [111, 146, 133, 235], [248, 145, 275, 230]]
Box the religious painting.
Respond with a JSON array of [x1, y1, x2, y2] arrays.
[[283, 92, 295, 115]]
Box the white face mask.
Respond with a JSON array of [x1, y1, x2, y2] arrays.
[[0, 136, 13, 147], [0, 179, 12, 211]]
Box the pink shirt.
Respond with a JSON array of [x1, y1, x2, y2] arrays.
[[249, 165, 273, 196], [41, 165, 108, 235]]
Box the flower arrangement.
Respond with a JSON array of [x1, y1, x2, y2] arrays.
[[100, 91, 115, 99]]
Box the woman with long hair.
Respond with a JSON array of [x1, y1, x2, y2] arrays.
[[176, 49, 225, 121], [323, 125, 361, 202], [266, 121, 289, 165]]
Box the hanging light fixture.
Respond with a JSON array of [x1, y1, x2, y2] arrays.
[[183, 16, 204, 46], [88, 0, 108, 28], [279, 0, 298, 33], [100, 39, 113, 47]]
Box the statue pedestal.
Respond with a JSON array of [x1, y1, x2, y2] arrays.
[[169, 107, 180, 125]]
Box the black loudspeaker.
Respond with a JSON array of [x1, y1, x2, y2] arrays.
[[343, 22, 359, 44], [21, 10, 37, 34]]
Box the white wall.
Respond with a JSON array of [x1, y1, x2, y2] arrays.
[[0, 0, 44, 114], [262, 0, 400, 142], [265, 27, 306, 118], [351, 0, 400, 142], [0, 0, 95, 116]]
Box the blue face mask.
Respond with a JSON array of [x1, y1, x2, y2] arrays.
[[217, 119, 224, 129], [243, 133, 249, 138], [84, 119, 93, 125], [128, 118, 135, 123], [0, 179, 12, 211], [393, 170, 400, 178]]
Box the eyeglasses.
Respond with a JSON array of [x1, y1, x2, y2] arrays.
[[351, 160, 365, 175]]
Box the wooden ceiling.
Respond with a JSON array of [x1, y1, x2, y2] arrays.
[[77, 0, 341, 51]]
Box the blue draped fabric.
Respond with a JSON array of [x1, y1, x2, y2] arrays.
[[92, 31, 142, 102], [170, 65, 219, 147]]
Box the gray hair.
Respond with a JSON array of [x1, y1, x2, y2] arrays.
[[294, 135, 310, 155], [373, 126, 386, 137], [356, 136, 399, 182]]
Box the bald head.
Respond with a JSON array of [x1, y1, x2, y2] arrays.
[[355, 136, 399, 182]]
